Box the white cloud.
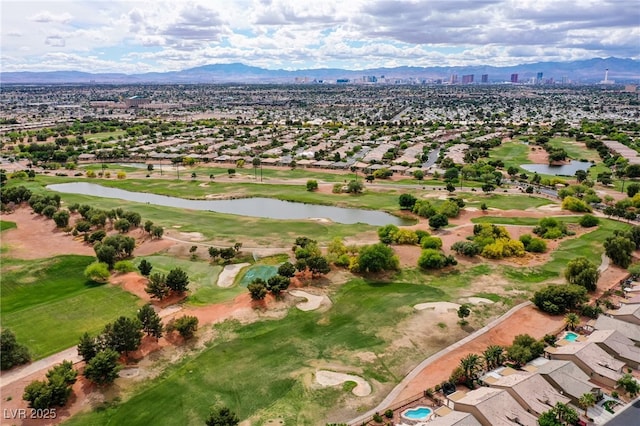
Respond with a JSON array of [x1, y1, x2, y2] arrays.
[[29, 11, 73, 24]]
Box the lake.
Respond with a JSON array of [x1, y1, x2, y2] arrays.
[[519, 161, 592, 176], [47, 182, 411, 226]]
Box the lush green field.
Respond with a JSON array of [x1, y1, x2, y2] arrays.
[[1, 220, 17, 231], [0, 256, 142, 359], [64, 276, 463, 425], [463, 193, 554, 210], [135, 255, 242, 306], [471, 215, 582, 226], [545, 137, 600, 162], [489, 140, 530, 170]]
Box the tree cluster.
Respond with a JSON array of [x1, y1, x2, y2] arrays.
[[532, 284, 588, 315], [1, 328, 31, 370], [23, 361, 77, 409], [145, 267, 190, 300]]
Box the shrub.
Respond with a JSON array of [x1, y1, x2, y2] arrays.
[[533, 284, 588, 314], [519, 234, 547, 253], [418, 249, 457, 270], [579, 214, 600, 227], [394, 229, 419, 245], [562, 196, 592, 212], [421, 236, 443, 249], [84, 262, 110, 282], [451, 241, 480, 256], [114, 260, 136, 273]]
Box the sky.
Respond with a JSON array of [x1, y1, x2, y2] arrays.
[[1, 0, 639, 73]]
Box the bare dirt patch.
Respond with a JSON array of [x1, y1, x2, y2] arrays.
[[528, 145, 549, 164]]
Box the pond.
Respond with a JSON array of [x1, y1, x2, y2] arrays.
[[519, 161, 592, 176], [47, 182, 411, 226]]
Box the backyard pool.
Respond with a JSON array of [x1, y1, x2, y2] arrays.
[[402, 406, 433, 421], [563, 331, 579, 342]]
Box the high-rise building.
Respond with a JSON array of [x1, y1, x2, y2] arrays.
[[536, 72, 543, 84], [462, 74, 474, 84], [510, 73, 519, 83], [449, 74, 458, 84], [481, 74, 489, 83]]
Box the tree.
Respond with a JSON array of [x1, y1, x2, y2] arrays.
[[144, 220, 154, 233], [101, 316, 143, 356], [378, 224, 399, 244], [564, 256, 599, 291], [114, 218, 132, 233], [346, 180, 364, 194], [95, 244, 117, 269], [137, 304, 163, 339], [220, 247, 236, 261], [138, 259, 153, 276], [306, 256, 330, 277], [413, 169, 424, 180], [206, 406, 239, 426], [579, 214, 599, 228], [575, 169, 588, 183], [457, 304, 471, 326], [446, 182, 456, 193], [208, 247, 220, 261], [418, 249, 456, 270], [83, 349, 121, 385], [564, 312, 580, 331], [507, 166, 519, 177], [604, 235, 635, 268], [428, 213, 448, 230], [84, 261, 110, 282], [578, 392, 596, 417], [617, 373, 640, 397], [306, 179, 318, 191], [553, 402, 579, 425], [482, 345, 505, 370], [398, 193, 417, 210], [355, 243, 399, 273], [451, 241, 481, 257], [459, 353, 482, 388], [53, 209, 70, 228], [23, 380, 52, 410], [507, 334, 545, 367], [247, 279, 268, 300], [166, 267, 190, 294], [277, 261, 296, 278], [627, 183, 640, 198], [23, 361, 76, 409], [168, 315, 198, 339], [533, 284, 588, 315], [1, 328, 31, 370], [145, 272, 170, 300], [266, 275, 290, 297], [151, 225, 164, 239], [77, 332, 98, 362]]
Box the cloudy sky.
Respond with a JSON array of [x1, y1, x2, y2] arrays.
[[2, 0, 639, 73]]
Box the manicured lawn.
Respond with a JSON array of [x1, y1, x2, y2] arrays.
[[64, 277, 453, 425], [463, 193, 554, 210], [0, 255, 142, 359], [135, 256, 241, 306], [545, 137, 600, 162], [1, 220, 17, 232], [471, 215, 582, 226], [489, 141, 530, 170]]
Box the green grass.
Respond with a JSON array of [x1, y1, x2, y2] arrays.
[[471, 215, 582, 226], [237, 265, 279, 287], [64, 277, 454, 425], [463, 193, 554, 210], [1, 220, 17, 232], [0, 256, 142, 359], [545, 137, 600, 162], [84, 130, 126, 142], [134, 256, 243, 306], [490, 141, 530, 169]]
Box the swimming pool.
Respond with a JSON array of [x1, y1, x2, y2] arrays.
[[402, 406, 433, 421], [564, 332, 579, 342]]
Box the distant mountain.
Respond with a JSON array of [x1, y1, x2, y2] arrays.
[[2, 57, 639, 84]]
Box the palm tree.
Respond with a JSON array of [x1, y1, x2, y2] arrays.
[[459, 353, 482, 388], [564, 312, 580, 331], [578, 392, 596, 418], [482, 345, 505, 371], [553, 402, 579, 425]]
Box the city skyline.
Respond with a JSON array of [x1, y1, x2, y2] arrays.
[[1, 0, 639, 74]]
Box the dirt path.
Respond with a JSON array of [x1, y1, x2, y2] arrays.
[[0, 347, 81, 388]]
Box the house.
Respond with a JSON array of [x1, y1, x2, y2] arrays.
[[545, 342, 624, 388], [447, 387, 538, 426], [589, 315, 640, 342], [535, 360, 602, 404], [429, 409, 482, 426], [587, 329, 640, 369], [488, 372, 570, 415], [607, 303, 640, 326]]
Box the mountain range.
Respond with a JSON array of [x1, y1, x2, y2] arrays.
[[1, 57, 639, 85]]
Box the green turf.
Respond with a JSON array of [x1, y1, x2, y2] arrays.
[[545, 137, 600, 162], [134, 256, 242, 306], [0, 255, 142, 359], [63, 277, 453, 425], [463, 193, 554, 210], [237, 265, 279, 287], [471, 215, 582, 226], [0, 220, 17, 232]]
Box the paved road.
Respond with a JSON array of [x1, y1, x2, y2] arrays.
[[0, 347, 81, 388], [603, 397, 640, 425]]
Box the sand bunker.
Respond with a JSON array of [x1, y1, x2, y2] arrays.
[[536, 204, 562, 211], [289, 290, 330, 311], [315, 370, 372, 396], [465, 297, 495, 305], [217, 263, 250, 288], [179, 232, 205, 241], [414, 301, 461, 313]]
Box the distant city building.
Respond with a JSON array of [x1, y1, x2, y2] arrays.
[[536, 72, 543, 84], [336, 79, 349, 84], [510, 73, 519, 84], [462, 74, 474, 84], [481, 74, 489, 83], [624, 84, 638, 93], [125, 96, 149, 108], [449, 74, 458, 84]]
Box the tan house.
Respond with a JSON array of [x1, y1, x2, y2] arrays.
[[607, 303, 640, 326], [429, 410, 482, 426], [590, 315, 640, 342], [535, 360, 602, 404], [488, 372, 570, 415], [447, 387, 538, 426], [545, 342, 624, 388], [587, 329, 640, 369]]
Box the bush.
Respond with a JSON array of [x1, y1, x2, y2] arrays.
[[84, 262, 110, 282], [167, 315, 199, 339], [519, 234, 547, 253], [579, 214, 600, 227], [451, 241, 480, 256], [418, 249, 457, 270], [533, 284, 588, 314], [562, 196, 592, 212], [306, 179, 318, 191], [114, 260, 136, 273], [1, 329, 31, 370], [421, 236, 443, 249]]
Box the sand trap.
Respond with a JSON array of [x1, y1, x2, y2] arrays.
[[217, 263, 250, 288], [466, 297, 495, 305], [307, 217, 332, 223], [179, 232, 205, 241], [465, 207, 479, 212], [414, 301, 461, 313], [315, 370, 372, 396], [289, 290, 330, 311], [536, 204, 562, 211], [198, 183, 209, 187]]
